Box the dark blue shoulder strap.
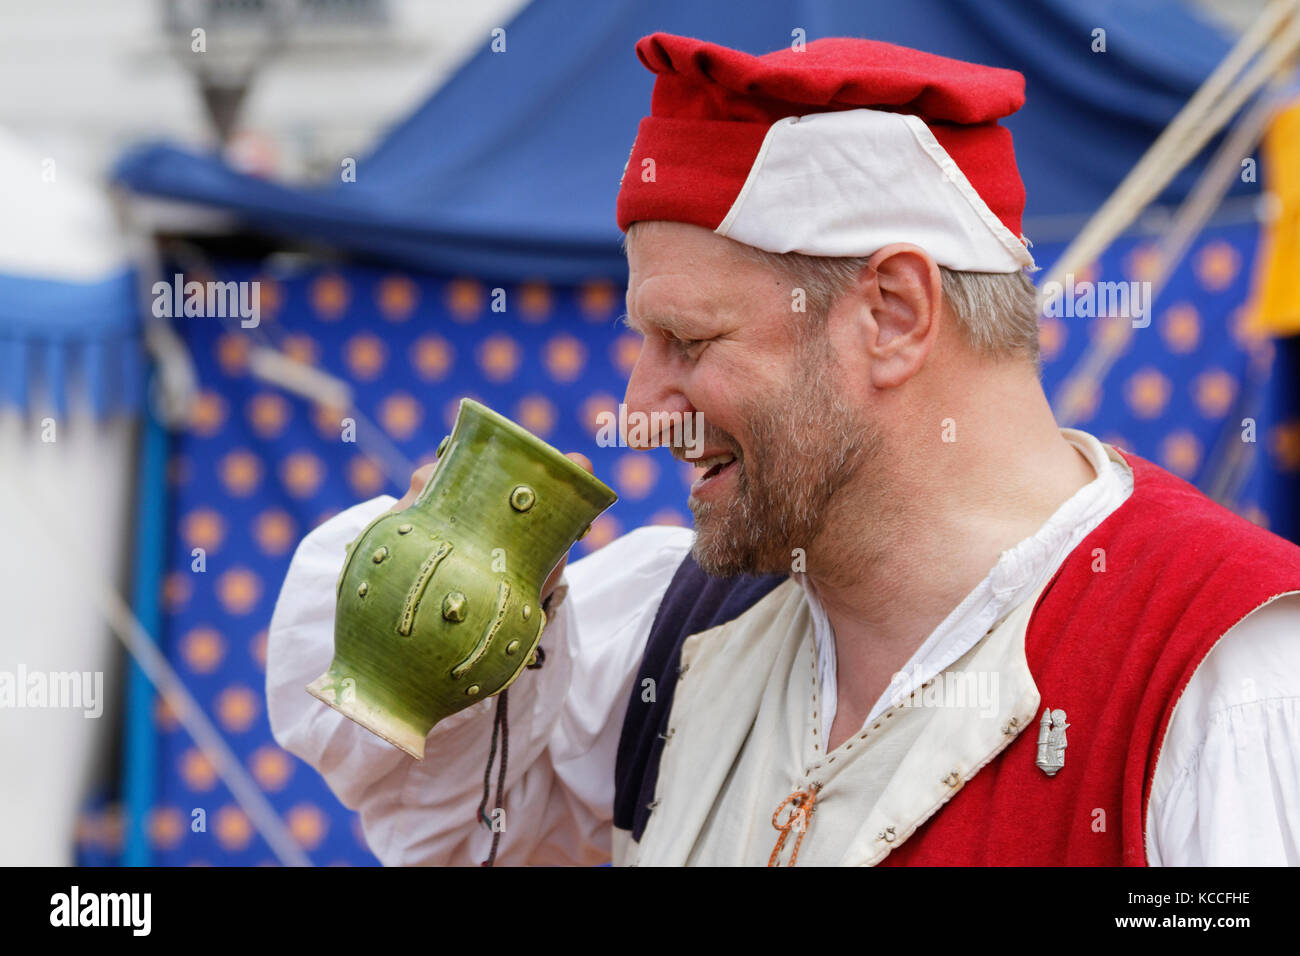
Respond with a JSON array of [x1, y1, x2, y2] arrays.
[[612, 553, 786, 841]]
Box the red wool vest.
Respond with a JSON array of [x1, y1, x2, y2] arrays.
[[880, 450, 1300, 866]]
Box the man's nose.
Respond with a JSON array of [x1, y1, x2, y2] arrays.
[[622, 340, 692, 450]]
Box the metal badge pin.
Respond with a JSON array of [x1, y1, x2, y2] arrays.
[[1035, 706, 1069, 777]]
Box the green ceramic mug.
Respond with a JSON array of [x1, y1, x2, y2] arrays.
[[307, 398, 618, 758]]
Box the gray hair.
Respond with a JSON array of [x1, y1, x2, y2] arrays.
[[738, 246, 1041, 366]]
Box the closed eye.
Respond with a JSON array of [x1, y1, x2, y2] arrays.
[[667, 332, 708, 357], [621, 313, 709, 357]]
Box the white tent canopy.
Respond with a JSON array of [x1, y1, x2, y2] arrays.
[[0, 125, 138, 865]]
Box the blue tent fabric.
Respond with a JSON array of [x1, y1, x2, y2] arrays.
[[0, 125, 142, 418], [113, 0, 1247, 282], [0, 269, 142, 417]]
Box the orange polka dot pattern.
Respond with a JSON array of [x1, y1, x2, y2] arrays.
[[91, 263, 693, 866], [1041, 226, 1295, 531]]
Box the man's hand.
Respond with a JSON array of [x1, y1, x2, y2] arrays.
[[387, 452, 595, 604], [388, 462, 437, 516]]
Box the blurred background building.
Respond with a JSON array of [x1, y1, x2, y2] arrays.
[[0, 0, 527, 179]]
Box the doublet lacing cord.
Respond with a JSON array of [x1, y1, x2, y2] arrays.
[[763, 635, 826, 865], [477, 689, 510, 867], [768, 782, 821, 867], [476, 646, 548, 867]]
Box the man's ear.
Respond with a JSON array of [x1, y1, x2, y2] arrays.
[[854, 244, 943, 389]]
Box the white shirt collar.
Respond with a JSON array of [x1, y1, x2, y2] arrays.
[[795, 428, 1134, 738]]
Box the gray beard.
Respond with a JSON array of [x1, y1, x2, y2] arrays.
[[688, 349, 880, 578]]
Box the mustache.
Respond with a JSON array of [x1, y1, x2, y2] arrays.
[[670, 425, 742, 462]]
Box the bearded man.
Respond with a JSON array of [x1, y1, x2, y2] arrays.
[[266, 34, 1300, 866]]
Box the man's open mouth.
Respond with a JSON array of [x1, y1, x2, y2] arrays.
[[690, 452, 738, 491]]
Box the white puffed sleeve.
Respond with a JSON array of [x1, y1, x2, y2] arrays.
[[1147, 592, 1300, 866], [265, 495, 693, 866]]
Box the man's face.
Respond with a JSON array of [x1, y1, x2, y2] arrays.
[[623, 222, 880, 577]]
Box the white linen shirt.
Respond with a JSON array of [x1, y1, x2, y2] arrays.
[[266, 429, 1300, 866]]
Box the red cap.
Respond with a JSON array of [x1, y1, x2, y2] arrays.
[[617, 33, 1033, 272]]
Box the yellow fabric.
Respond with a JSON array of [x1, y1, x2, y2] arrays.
[[1254, 99, 1300, 336]]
